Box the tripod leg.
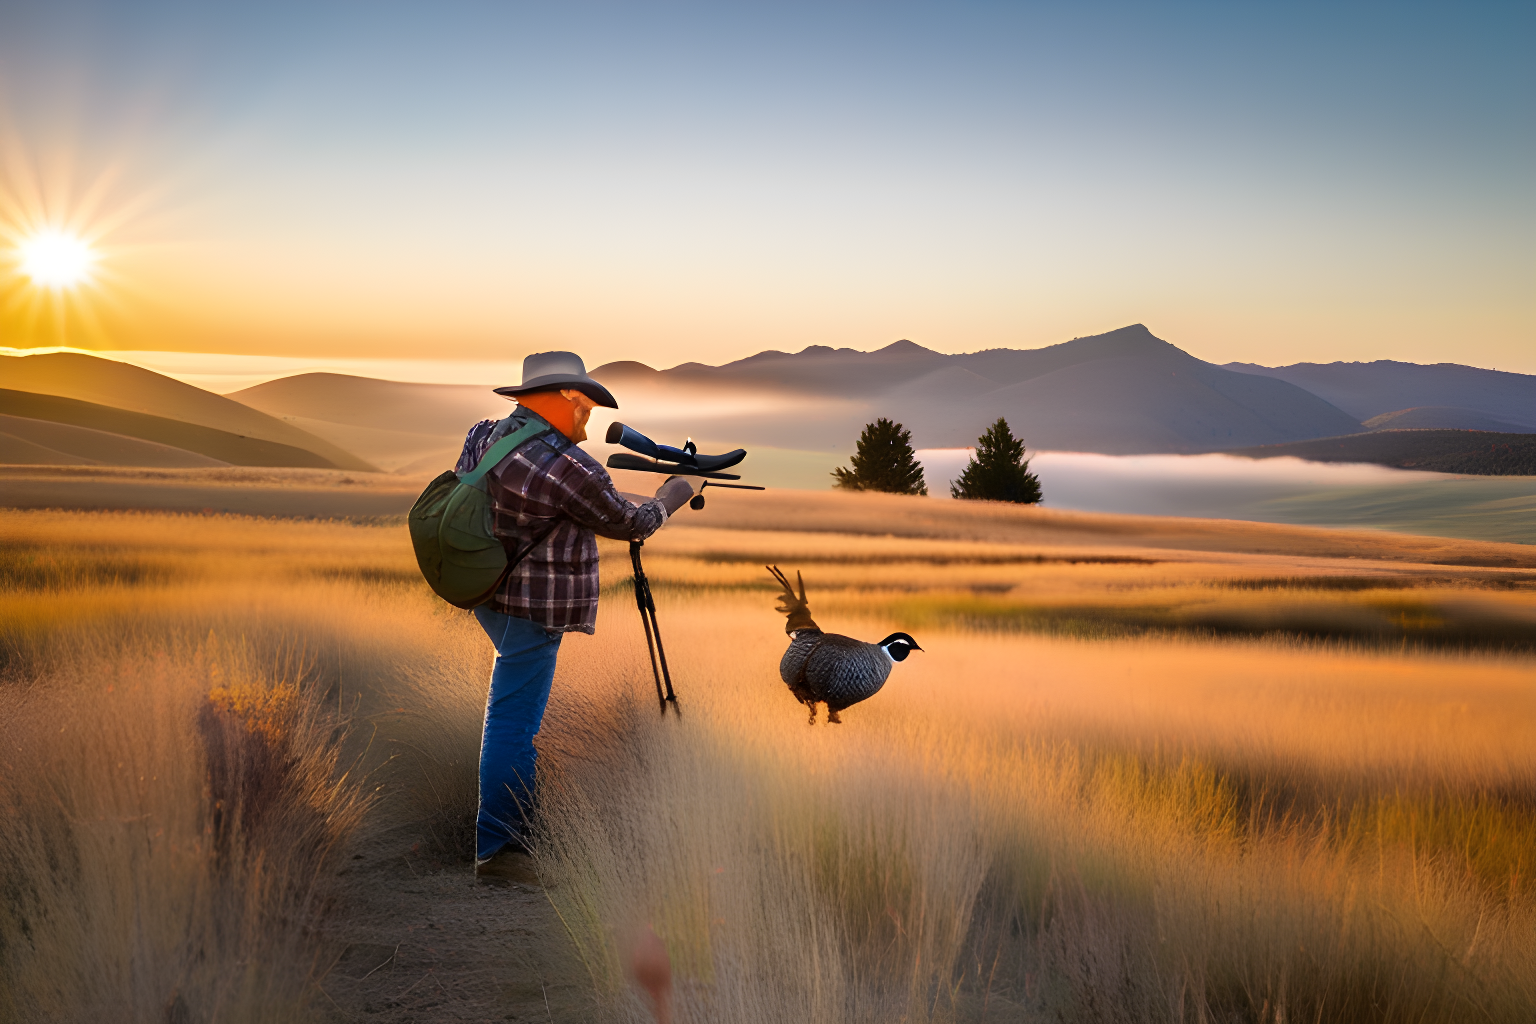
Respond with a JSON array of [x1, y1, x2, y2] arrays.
[[639, 604, 666, 712], [631, 541, 666, 712], [647, 601, 679, 715]]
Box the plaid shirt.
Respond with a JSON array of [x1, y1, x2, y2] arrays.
[[456, 409, 667, 634]]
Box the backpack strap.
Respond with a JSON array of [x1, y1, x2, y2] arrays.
[[459, 419, 554, 490]]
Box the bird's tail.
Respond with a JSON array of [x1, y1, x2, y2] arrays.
[[766, 565, 820, 634]]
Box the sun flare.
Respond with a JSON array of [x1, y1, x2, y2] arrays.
[[18, 230, 96, 288]]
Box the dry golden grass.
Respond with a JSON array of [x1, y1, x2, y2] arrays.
[[536, 592, 1536, 1023], [0, 627, 371, 1022], [1, 504, 1533, 1022], [632, 525, 1536, 654], [0, 511, 441, 1022]]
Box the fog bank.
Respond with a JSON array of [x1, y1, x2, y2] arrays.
[[917, 449, 1536, 545]]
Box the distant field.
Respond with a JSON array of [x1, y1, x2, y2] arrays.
[[1232, 428, 1536, 475], [4, 466, 1534, 563], [2, 502, 1533, 1022], [0, 465, 422, 518]]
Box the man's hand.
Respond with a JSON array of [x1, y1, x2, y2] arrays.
[[655, 475, 696, 514]]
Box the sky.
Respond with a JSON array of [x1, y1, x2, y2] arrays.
[[0, 0, 1532, 378]]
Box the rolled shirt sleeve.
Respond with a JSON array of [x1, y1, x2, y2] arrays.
[[555, 456, 670, 542]]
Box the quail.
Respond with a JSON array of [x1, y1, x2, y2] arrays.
[[767, 565, 921, 724]]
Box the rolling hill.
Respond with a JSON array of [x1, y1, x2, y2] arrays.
[[228, 372, 509, 471], [1232, 430, 1536, 476], [0, 353, 378, 471], [0, 413, 228, 468], [229, 372, 506, 435], [1223, 359, 1536, 428], [0, 390, 353, 469], [1363, 407, 1534, 433]]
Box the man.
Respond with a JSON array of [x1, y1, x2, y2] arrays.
[[455, 351, 694, 886]]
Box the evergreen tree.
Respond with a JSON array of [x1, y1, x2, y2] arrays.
[[832, 418, 928, 495], [950, 418, 1042, 503]]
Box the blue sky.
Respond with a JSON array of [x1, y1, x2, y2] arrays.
[[1, 1, 1531, 371]]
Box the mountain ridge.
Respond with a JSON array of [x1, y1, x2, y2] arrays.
[[611, 325, 1199, 397], [1223, 359, 1536, 427], [593, 325, 1366, 453]]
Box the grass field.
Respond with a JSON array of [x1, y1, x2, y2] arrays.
[[1, 500, 1532, 1022]]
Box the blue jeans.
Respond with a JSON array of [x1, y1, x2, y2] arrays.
[[472, 607, 563, 861]]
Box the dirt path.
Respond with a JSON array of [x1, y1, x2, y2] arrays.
[[318, 826, 608, 1023]]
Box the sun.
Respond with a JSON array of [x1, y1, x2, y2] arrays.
[[18, 229, 97, 289]]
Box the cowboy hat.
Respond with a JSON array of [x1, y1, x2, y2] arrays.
[[494, 351, 618, 409]]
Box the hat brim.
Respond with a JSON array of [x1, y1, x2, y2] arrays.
[[494, 373, 618, 409]]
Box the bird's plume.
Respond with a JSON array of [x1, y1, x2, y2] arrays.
[[767, 565, 820, 634]]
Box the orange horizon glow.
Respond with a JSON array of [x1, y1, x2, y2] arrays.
[[0, 117, 1529, 374]]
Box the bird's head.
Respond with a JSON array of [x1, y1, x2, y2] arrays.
[[877, 632, 923, 663]]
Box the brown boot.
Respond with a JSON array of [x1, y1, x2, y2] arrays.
[[475, 847, 541, 888]]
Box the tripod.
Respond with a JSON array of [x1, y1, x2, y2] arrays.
[[629, 540, 679, 716]]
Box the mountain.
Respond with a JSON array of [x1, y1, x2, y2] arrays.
[[645, 338, 950, 396], [594, 325, 1365, 454], [901, 351, 1362, 452], [0, 353, 378, 471], [0, 390, 349, 469], [0, 413, 227, 468], [1232, 429, 1536, 476], [1363, 407, 1535, 433], [54, 325, 1511, 477], [1222, 360, 1536, 428]]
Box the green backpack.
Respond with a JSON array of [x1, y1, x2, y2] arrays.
[[409, 419, 557, 609]]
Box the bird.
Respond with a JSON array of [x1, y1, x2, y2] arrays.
[[766, 565, 921, 724]]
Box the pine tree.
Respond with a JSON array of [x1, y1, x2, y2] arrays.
[[950, 418, 1042, 503], [832, 418, 928, 495]]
